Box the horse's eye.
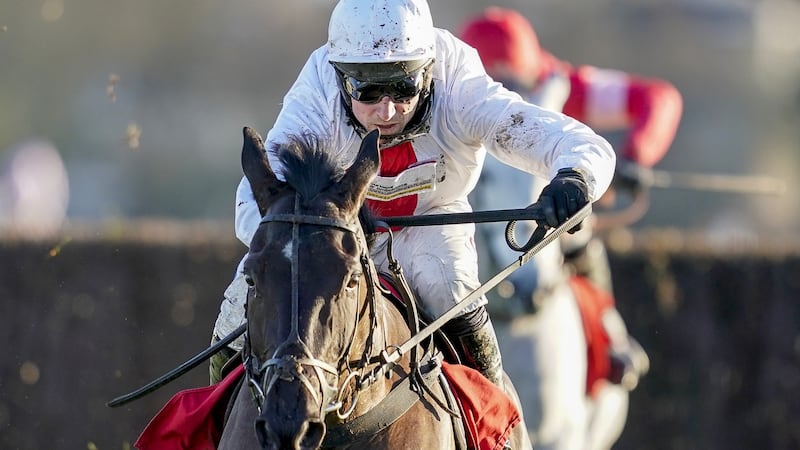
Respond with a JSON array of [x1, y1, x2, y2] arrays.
[[244, 273, 255, 287], [346, 273, 361, 290]]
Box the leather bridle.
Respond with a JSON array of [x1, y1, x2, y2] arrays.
[[244, 194, 383, 421]]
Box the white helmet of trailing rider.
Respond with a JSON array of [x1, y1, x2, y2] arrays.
[[327, 0, 436, 145]]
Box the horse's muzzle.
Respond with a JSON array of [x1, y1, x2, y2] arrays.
[[255, 415, 326, 450]]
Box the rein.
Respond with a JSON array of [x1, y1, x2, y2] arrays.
[[376, 204, 546, 227], [366, 202, 592, 372], [105, 203, 590, 408]]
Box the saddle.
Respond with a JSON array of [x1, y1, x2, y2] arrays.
[[378, 273, 520, 450]]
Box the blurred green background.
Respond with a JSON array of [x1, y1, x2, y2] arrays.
[[2, 0, 798, 235]]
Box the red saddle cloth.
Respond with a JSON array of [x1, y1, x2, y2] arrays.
[[441, 362, 521, 450], [569, 275, 615, 398], [135, 362, 519, 450], [134, 364, 244, 450]]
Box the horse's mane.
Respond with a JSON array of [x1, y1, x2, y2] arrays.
[[270, 133, 342, 202], [269, 133, 377, 243]]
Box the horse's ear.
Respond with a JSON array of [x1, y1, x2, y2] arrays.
[[339, 129, 380, 208], [241, 126, 280, 214]]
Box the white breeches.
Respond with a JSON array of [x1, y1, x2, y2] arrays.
[[585, 384, 629, 450], [369, 207, 487, 321], [494, 282, 588, 450]]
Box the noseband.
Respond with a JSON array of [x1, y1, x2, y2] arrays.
[[244, 194, 381, 420]]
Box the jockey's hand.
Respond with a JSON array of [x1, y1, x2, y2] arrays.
[[538, 168, 589, 233], [608, 335, 650, 391], [613, 160, 654, 196]]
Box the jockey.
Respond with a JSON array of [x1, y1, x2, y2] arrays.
[[460, 6, 682, 449], [210, 0, 616, 397]]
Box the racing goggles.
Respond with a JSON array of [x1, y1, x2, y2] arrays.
[[336, 61, 432, 104]]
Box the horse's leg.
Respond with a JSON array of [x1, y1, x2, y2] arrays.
[[494, 314, 538, 441], [584, 384, 629, 450], [496, 281, 587, 450], [531, 282, 587, 450], [218, 382, 262, 450], [499, 371, 533, 450]]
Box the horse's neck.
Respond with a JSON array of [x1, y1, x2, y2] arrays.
[[345, 285, 414, 410], [352, 283, 412, 359]]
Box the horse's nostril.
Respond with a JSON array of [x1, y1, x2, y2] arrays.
[[300, 421, 326, 449], [254, 418, 273, 449]]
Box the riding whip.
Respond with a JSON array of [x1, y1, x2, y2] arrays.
[[106, 203, 581, 407], [375, 203, 548, 227], [646, 168, 786, 195], [374, 203, 592, 368], [106, 323, 246, 408]]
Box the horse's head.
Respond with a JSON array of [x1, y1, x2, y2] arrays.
[[239, 127, 381, 449]]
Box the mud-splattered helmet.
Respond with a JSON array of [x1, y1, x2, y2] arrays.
[[327, 0, 436, 145]]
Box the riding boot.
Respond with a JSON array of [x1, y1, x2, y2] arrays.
[[210, 273, 249, 384], [442, 305, 504, 387], [209, 333, 238, 385], [563, 237, 613, 293], [608, 335, 650, 391]]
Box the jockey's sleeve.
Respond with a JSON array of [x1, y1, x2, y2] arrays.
[[621, 76, 682, 166], [561, 66, 683, 167], [235, 176, 260, 247]]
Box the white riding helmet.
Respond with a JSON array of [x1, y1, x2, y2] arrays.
[[327, 0, 435, 64], [328, 0, 436, 146]]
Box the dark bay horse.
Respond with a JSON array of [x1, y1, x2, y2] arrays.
[[218, 127, 529, 449]]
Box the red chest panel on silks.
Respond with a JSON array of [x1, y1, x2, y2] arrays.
[[365, 141, 441, 220]]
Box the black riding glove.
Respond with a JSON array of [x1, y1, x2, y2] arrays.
[[538, 168, 589, 233], [612, 160, 653, 195]]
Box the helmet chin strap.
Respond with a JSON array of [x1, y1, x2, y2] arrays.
[[342, 84, 435, 148]]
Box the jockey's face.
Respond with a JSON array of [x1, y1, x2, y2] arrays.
[[351, 94, 420, 142]]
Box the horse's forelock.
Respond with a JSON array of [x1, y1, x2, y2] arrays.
[[271, 134, 342, 203]]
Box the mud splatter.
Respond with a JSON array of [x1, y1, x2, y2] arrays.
[[494, 112, 544, 155], [106, 73, 120, 102], [125, 122, 141, 150]]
